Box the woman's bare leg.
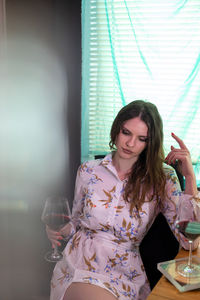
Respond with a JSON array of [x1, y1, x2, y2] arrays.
[[63, 282, 117, 300]]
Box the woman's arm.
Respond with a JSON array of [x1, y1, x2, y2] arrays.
[[165, 132, 198, 196], [46, 165, 85, 247], [66, 165, 86, 234], [162, 166, 200, 250]]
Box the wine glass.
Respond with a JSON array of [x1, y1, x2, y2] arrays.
[[175, 201, 200, 277], [41, 196, 71, 262]]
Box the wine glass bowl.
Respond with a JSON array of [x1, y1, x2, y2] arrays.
[[43, 211, 71, 231], [176, 217, 200, 277], [41, 196, 71, 262], [176, 220, 200, 243]]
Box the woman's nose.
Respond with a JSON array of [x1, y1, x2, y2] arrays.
[[126, 136, 135, 147]]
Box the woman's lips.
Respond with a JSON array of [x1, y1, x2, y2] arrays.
[[122, 148, 133, 154]]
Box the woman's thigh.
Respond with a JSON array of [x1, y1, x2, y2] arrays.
[[63, 282, 117, 300]]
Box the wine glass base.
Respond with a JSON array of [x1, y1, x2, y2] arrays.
[[177, 263, 200, 278], [45, 251, 63, 263]]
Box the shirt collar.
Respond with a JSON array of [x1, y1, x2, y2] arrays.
[[100, 152, 128, 183]]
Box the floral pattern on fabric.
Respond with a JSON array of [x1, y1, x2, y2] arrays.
[[50, 153, 200, 300]]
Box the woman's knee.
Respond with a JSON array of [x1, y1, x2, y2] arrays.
[[63, 282, 117, 300]]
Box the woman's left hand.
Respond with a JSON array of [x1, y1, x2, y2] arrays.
[[165, 132, 194, 178]]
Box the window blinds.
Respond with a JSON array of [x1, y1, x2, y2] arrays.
[[81, 0, 200, 182]]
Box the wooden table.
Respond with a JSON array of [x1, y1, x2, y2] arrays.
[[146, 244, 200, 300]]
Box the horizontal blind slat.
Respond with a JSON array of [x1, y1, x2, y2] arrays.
[[82, 0, 200, 167]]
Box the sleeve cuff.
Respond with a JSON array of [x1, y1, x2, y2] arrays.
[[191, 191, 200, 220]]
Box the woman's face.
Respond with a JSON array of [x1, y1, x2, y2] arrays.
[[115, 117, 148, 164]]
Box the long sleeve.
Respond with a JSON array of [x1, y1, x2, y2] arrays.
[[162, 165, 200, 250], [69, 166, 85, 235], [191, 194, 200, 220]]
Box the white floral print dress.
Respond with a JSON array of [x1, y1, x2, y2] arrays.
[[50, 153, 200, 300]]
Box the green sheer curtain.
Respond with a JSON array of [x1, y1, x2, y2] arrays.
[[81, 0, 200, 184]]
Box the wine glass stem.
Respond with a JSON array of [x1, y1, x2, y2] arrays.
[[53, 244, 59, 255], [188, 240, 193, 268]]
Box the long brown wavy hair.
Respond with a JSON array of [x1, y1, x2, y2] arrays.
[[109, 100, 167, 214]]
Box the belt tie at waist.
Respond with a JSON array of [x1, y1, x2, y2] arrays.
[[82, 229, 139, 252]]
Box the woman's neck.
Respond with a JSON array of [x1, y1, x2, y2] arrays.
[[112, 152, 134, 180]]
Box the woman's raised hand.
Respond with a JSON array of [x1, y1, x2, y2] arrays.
[[165, 133, 197, 195], [165, 132, 194, 178]]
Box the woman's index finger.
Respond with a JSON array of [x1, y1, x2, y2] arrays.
[[171, 132, 187, 150]]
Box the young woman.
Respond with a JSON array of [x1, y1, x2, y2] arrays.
[[46, 100, 200, 300]]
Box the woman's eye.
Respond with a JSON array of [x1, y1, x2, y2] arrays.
[[122, 129, 130, 135], [139, 137, 148, 142]]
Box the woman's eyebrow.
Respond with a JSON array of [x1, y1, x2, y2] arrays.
[[122, 126, 148, 138], [121, 126, 131, 133]]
